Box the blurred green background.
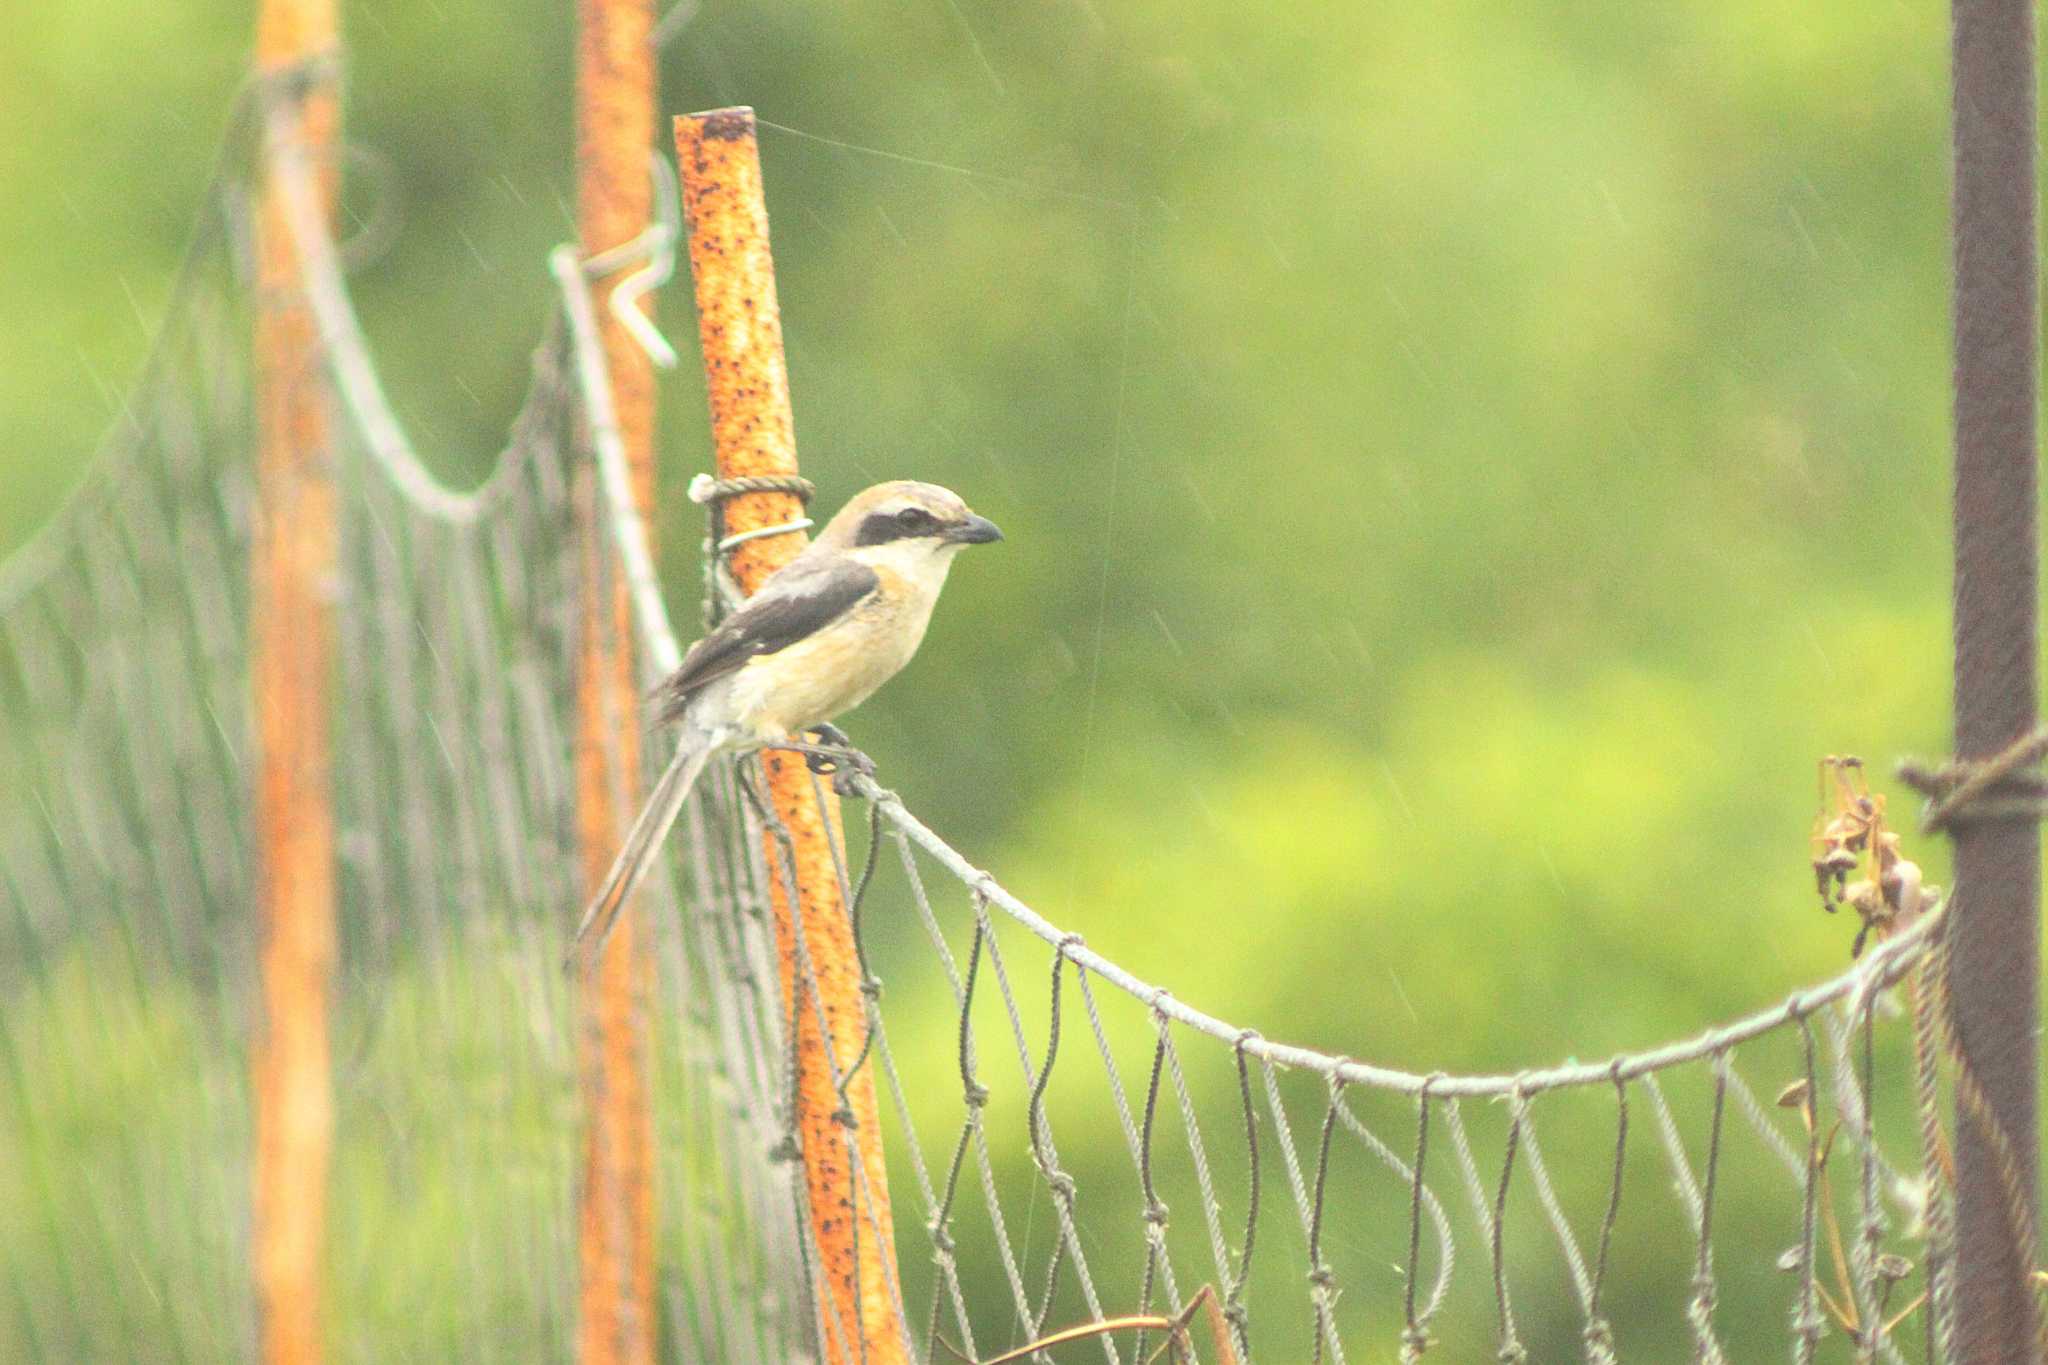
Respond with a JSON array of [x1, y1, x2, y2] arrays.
[[1, 0, 2027, 1359]]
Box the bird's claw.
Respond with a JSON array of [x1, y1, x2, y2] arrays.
[[809, 744, 877, 794], [835, 751, 877, 795], [779, 728, 876, 792], [807, 723, 853, 752], [808, 748, 875, 777]]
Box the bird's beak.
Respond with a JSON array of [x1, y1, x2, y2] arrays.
[[946, 513, 1004, 544]]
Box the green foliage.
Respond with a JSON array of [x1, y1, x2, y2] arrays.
[[3, 941, 594, 1362]]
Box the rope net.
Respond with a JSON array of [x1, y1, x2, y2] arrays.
[[0, 119, 803, 1361], [0, 100, 1982, 1363]]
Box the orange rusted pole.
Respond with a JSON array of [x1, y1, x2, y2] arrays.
[[573, 0, 659, 1361], [675, 106, 907, 1364], [251, 2, 338, 1362]]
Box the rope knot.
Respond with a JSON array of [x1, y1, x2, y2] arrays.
[[686, 472, 816, 505], [767, 1134, 801, 1164], [1307, 1264, 1335, 1292], [830, 1105, 857, 1130], [1582, 1317, 1616, 1360], [1046, 1170, 1077, 1201], [859, 978, 883, 1001], [688, 473, 817, 554], [1144, 1199, 1170, 1227], [1688, 1273, 1719, 1321], [962, 1081, 990, 1109], [1399, 1325, 1432, 1361], [927, 1224, 955, 1256], [1899, 723, 2048, 832], [1497, 1347, 1528, 1364]]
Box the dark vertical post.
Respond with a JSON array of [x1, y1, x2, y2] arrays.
[[1948, 0, 2041, 1357], [251, 4, 338, 1362], [573, 0, 658, 1359]]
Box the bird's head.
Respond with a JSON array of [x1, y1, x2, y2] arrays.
[[816, 481, 1004, 562]]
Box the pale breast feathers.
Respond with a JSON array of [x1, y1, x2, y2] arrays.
[[652, 557, 881, 725], [724, 562, 942, 736]]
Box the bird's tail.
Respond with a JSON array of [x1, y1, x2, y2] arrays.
[[567, 733, 715, 968]]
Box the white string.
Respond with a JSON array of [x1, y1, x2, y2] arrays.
[[857, 786, 1942, 1101], [550, 245, 684, 681], [551, 169, 1949, 1104], [589, 152, 681, 370], [265, 99, 498, 525], [684, 473, 815, 550]]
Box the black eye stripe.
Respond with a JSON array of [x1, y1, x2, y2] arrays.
[[856, 509, 928, 546], [855, 502, 960, 546]]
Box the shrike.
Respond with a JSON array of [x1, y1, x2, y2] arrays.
[[570, 480, 1002, 961]]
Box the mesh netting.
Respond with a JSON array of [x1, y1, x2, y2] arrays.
[[0, 94, 1981, 1363], [0, 137, 802, 1360]]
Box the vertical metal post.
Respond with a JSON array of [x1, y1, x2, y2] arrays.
[[1948, 0, 2041, 1357], [573, 0, 658, 1359], [251, 3, 338, 1362], [675, 107, 908, 1364]]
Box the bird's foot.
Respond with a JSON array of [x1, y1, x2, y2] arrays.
[[808, 723, 854, 754], [767, 732, 877, 794], [828, 759, 874, 797]]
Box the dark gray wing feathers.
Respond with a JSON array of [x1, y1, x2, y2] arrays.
[[652, 558, 879, 724]]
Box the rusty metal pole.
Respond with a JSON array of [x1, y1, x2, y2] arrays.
[[674, 107, 907, 1364], [1948, 0, 2042, 1358], [251, 3, 339, 1363], [573, 0, 658, 1360]]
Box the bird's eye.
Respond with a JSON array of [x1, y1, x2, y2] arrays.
[[896, 507, 935, 530]]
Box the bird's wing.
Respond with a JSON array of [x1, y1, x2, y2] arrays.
[[652, 556, 881, 724]]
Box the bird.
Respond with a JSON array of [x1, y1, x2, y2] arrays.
[[569, 479, 1002, 963]]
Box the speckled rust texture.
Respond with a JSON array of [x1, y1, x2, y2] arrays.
[[574, 2, 658, 1361], [252, 5, 339, 1363], [677, 109, 907, 1364]]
